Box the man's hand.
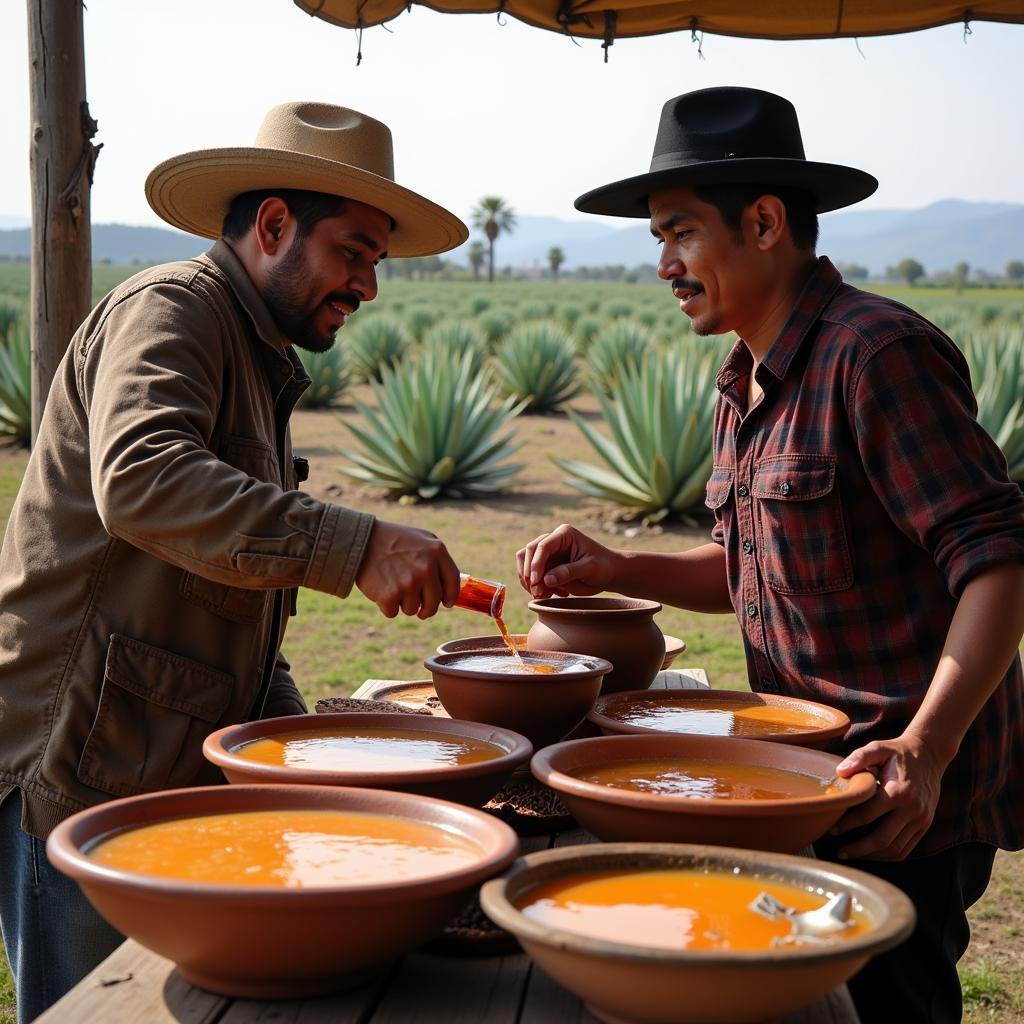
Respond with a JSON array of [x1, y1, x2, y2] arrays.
[[829, 732, 948, 861], [516, 524, 620, 599], [355, 520, 461, 619]]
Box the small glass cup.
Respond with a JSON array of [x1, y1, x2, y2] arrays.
[[456, 573, 507, 618]]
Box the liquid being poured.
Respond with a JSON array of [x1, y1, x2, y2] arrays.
[[456, 573, 525, 667]]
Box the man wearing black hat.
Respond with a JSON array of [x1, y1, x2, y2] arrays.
[[518, 87, 1024, 1024]]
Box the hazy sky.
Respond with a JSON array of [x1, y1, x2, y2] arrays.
[[2, 1, 1023, 231]]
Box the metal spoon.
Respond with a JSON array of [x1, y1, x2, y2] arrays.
[[749, 890, 854, 941]]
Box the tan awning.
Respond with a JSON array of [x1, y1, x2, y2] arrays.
[[293, 1, 1024, 41]]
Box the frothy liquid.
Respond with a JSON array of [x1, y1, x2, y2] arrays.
[[452, 653, 591, 675], [233, 727, 505, 772], [519, 868, 873, 951], [88, 809, 482, 887], [610, 697, 826, 737], [571, 757, 839, 800]]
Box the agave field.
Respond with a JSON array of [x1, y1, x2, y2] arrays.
[[0, 264, 1023, 521]]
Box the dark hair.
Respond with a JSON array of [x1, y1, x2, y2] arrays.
[[693, 183, 819, 252], [221, 189, 348, 242]]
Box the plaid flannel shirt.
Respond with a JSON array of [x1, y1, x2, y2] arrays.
[[706, 257, 1024, 856]]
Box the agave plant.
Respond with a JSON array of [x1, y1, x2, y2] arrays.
[[421, 320, 489, 377], [341, 350, 526, 501], [477, 309, 516, 350], [0, 302, 22, 343], [586, 320, 654, 396], [345, 315, 410, 383], [572, 314, 603, 355], [964, 326, 1024, 480], [0, 320, 32, 446], [296, 344, 349, 409], [493, 321, 581, 413], [555, 346, 721, 524]]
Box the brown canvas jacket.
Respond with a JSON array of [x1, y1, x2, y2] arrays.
[[0, 240, 374, 838]]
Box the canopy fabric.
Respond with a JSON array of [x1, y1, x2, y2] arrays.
[[293, 1, 1024, 41]]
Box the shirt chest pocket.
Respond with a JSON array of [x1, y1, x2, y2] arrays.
[[751, 454, 853, 595]]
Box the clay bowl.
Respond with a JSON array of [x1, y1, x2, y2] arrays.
[[439, 633, 686, 675], [46, 784, 519, 999], [203, 713, 532, 808], [527, 597, 664, 694], [480, 843, 915, 1024], [589, 688, 850, 749], [660, 635, 686, 671], [531, 733, 876, 853], [437, 633, 529, 656], [424, 650, 612, 749], [364, 679, 444, 713]]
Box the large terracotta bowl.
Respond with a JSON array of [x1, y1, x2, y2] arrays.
[[527, 597, 664, 694], [531, 734, 876, 853], [480, 843, 915, 1024], [424, 650, 612, 749], [46, 784, 519, 998], [589, 688, 849, 749], [203, 713, 532, 808]]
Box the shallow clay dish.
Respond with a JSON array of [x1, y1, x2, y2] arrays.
[[424, 650, 612, 749], [660, 635, 686, 671], [437, 634, 529, 656], [352, 681, 446, 714], [480, 843, 914, 1024], [46, 784, 519, 999], [527, 597, 664, 694], [531, 733, 876, 853], [589, 688, 849, 749], [204, 713, 532, 808]]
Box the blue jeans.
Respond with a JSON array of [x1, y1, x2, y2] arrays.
[[0, 790, 123, 1023]]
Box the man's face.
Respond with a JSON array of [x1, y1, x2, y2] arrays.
[[263, 199, 390, 353], [649, 185, 763, 337]]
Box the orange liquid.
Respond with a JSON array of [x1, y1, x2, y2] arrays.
[[611, 697, 826, 737], [452, 653, 588, 675], [233, 726, 505, 772], [495, 613, 526, 667], [88, 809, 482, 887], [385, 683, 438, 709], [571, 757, 839, 800], [455, 574, 525, 667], [519, 869, 873, 951]]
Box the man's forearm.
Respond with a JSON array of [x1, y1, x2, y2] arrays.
[[611, 542, 734, 613], [905, 562, 1024, 765]]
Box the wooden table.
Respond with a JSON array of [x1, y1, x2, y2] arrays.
[[41, 669, 861, 1024]]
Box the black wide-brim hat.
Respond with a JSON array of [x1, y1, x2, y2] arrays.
[[575, 87, 877, 217]]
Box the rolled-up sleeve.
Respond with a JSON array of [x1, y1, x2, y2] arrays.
[[850, 331, 1024, 597]]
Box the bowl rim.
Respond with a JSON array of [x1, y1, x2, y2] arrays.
[[424, 650, 614, 681], [436, 634, 529, 654], [528, 596, 663, 617], [46, 783, 520, 902], [479, 842, 916, 966], [531, 734, 876, 816], [587, 687, 849, 745], [203, 712, 533, 786]]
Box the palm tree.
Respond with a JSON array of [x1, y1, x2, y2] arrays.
[[548, 246, 565, 282], [471, 196, 517, 283], [468, 241, 486, 281]]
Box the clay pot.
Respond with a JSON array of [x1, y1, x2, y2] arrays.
[[46, 784, 519, 999], [424, 650, 612, 749], [588, 688, 850, 749], [480, 843, 915, 1024], [531, 733, 876, 853], [527, 597, 664, 694], [660, 635, 686, 671], [203, 713, 532, 807]]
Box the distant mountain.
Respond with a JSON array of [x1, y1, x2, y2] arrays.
[[2, 200, 1021, 275], [450, 199, 1024, 275]]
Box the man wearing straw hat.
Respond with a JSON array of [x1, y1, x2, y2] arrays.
[[519, 87, 1024, 1024], [0, 101, 468, 1022]]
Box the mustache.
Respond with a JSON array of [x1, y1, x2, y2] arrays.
[[327, 291, 361, 314], [671, 278, 703, 294]]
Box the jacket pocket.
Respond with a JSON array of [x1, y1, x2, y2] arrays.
[[751, 454, 853, 595], [180, 432, 277, 623], [77, 634, 233, 798]]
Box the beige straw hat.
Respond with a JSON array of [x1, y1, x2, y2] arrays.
[[145, 101, 468, 257]]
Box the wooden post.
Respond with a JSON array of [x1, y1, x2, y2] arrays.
[[27, 0, 100, 444]]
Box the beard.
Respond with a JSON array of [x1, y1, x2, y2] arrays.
[[263, 240, 360, 353]]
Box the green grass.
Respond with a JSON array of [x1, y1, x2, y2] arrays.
[[961, 962, 1011, 1010]]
